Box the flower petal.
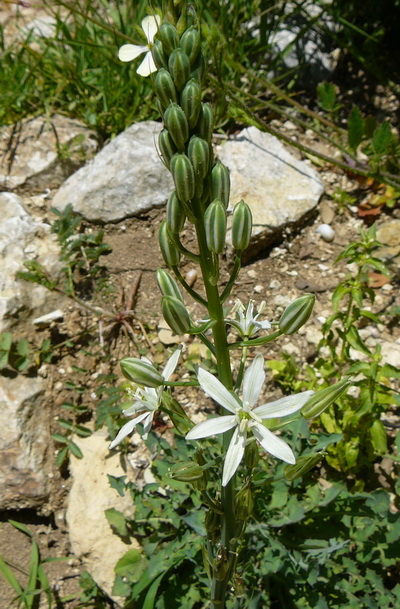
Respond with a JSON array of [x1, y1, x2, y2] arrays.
[[137, 51, 157, 77], [109, 410, 150, 449], [141, 411, 155, 440], [186, 415, 237, 440], [242, 353, 265, 410], [253, 390, 314, 419], [118, 44, 147, 62], [162, 345, 182, 381], [251, 422, 295, 464], [141, 14, 160, 44], [197, 367, 240, 414], [222, 427, 247, 486]]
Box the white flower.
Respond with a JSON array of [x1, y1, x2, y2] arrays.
[[226, 300, 271, 338], [118, 15, 160, 77], [186, 354, 313, 486], [109, 346, 181, 449]]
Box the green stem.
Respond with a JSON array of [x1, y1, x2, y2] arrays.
[[173, 266, 208, 307], [194, 218, 237, 609], [220, 254, 242, 304]]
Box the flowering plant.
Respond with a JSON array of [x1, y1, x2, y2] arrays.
[[111, 2, 349, 606]]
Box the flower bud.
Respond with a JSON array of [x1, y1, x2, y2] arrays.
[[120, 357, 163, 387], [211, 161, 230, 208], [152, 39, 168, 70], [180, 26, 200, 64], [180, 79, 202, 128], [166, 190, 186, 233], [159, 22, 180, 55], [154, 68, 178, 109], [284, 453, 323, 481], [162, 295, 192, 335], [235, 485, 254, 520], [159, 221, 181, 267], [204, 199, 227, 254], [301, 378, 350, 419], [244, 440, 259, 470], [231, 200, 252, 250], [188, 135, 210, 197], [279, 294, 315, 335], [163, 103, 189, 151], [196, 103, 213, 143], [169, 461, 204, 481], [168, 48, 191, 91], [170, 153, 195, 203], [156, 268, 183, 301], [158, 128, 177, 170]]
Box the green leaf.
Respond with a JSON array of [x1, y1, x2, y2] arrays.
[[105, 508, 129, 537], [142, 574, 164, 609], [0, 332, 13, 351], [114, 548, 143, 578], [0, 555, 23, 596], [317, 82, 337, 112], [346, 326, 372, 356], [67, 440, 84, 459], [379, 363, 400, 378], [108, 475, 126, 497], [369, 419, 387, 455], [348, 106, 363, 150], [372, 121, 392, 155]]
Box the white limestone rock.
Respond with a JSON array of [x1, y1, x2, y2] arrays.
[[52, 121, 174, 223]]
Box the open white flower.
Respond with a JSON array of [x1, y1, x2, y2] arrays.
[[226, 300, 271, 338], [109, 346, 181, 449], [186, 354, 313, 486], [118, 14, 160, 77]]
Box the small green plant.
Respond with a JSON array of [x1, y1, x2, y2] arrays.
[[0, 332, 53, 373], [0, 521, 64, 609]]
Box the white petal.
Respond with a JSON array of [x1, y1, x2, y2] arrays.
[[197, 368, 240, 414], [141, 411, 155, 440], [109, 411, 150, 449], [242, 354, 265, 410], [222, 427, 247, 486], [255, 320, 271, 330], [251, 422, 295, 464], [162, 345, 182, 381], [186, 416, 237, 440], [122, 400, 147, 416], [253, 390, 314, 419], [118, 44, 147, 62], [137, 51, 157, 77], [141, 14, 160, 44]]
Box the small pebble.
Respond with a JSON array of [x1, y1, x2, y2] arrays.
[[185, 269, 197, 287], [269, 279, 281, 289], [318, 264, 329, 271], [316, 223, 335, 242], [247, 270, 257, 279], [254, 285, 264, 293]]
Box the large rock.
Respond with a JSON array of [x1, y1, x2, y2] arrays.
[[67, 430, 139, 604], [216, 127, 324, 260], [0, 192, 61, 331], [0, 114, 98, 191], [0, 376, 50, 509], [52, 121, 174, 223]]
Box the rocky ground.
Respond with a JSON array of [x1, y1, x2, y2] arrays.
[[0, 5, 399, 609]]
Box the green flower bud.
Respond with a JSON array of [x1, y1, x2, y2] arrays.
[[168, 48, 191, 91], [152, 39, 168, 70], [162, 295, 192, 335], [158, 128, 177, 170], [180, 26, 200, 64], [159, 221, 181, 267], [120, 357, 163, 388], [180, 79, 202, 128], [205, 509, 220, 534], [235, 485, 254, 520], [169, 461, 204, 481], [159, 22, 180, 55], [284, 453, 323, 481], [279, 294, 315, 335], [301, 378, 350, 419], [196, 103, 213, 143], [188, 135, 210, 198], [170, 153, 195, 203], [211, 161, 230, 208], [244, 440, 259, 470], [204, 199, 227, 254], [163, 103, 189, 151], [156, 268, 183, 301], [231, 200, 252, 250], [154, 68, 178, 109], [166, 190, 186, 233]]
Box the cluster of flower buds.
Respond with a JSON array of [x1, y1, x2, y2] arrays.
[[154, 0, 253, 277]]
